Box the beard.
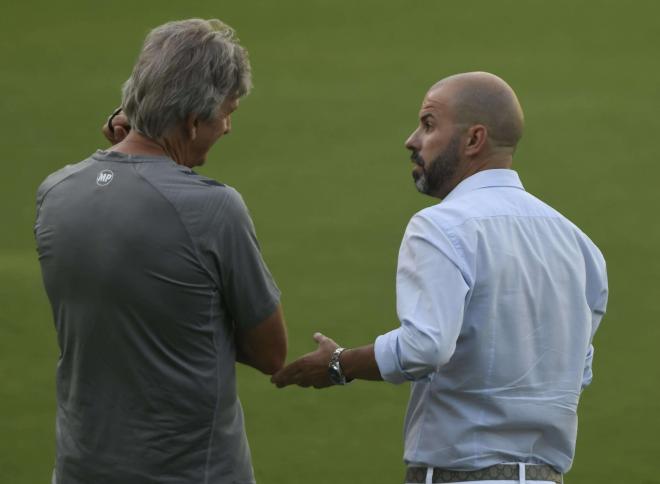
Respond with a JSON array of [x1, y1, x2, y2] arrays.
[[411, 134, 461, 197]]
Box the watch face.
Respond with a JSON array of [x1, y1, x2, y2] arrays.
[[328, 365, 339, 385], [328, 363, 341, 385]]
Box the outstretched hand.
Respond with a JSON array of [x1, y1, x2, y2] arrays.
[[271, 332, 339, 389]]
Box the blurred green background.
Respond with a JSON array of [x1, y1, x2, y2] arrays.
[[1, 0, 658, 483]]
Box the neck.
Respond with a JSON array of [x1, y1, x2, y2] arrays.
[[461, 147, 514, 179], [471, 153, 513, 174], [109, 131, 191, 166], [109, 131, 167, 157], [435, 150, 513, 199]]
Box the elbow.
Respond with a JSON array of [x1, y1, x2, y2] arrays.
[[399, 333, 454, 379], [259, 353, 286, 375], [433, 344, 454, 369]]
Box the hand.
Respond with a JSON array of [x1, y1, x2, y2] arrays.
[[102, 108, 130, 144], [271, 332, 339, 389]]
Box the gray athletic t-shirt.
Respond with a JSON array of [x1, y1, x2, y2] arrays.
[[35, 150, 280, 484]]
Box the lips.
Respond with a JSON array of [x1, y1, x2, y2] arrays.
[[411, 152, 425, 166], [411, 160, 425, 182]]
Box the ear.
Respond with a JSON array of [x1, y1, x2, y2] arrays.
[[184, 113, 199, 141], [465, 124, 488, 157]]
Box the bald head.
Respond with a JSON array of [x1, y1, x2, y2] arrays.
[[430, 72, 524, 150]]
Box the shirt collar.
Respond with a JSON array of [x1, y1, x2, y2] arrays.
[[442, 168, 525, 203], [93, 149, 173, 163]]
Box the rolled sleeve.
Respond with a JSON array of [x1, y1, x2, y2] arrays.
[[374, 329, 409, 384], [376, 213, 469, 384]]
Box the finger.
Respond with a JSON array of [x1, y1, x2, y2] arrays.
[[314, 332, 340, 352], [271, 360, 302, 387], [102, 123, 114, 143], [273, 377, 291, 389], [270, 369, 289, 387], [113, 113, 130, 126], [113, 125, 127, 142], [273, 376, 293, 389], [278, 370, 305, 389]]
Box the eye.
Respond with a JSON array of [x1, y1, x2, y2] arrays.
[[423, 121, 432, 132]]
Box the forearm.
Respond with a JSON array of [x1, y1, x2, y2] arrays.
[[236, 335, 286, 375], [340, 344, 383, 381], [235, 305, 288, 375], [235, 336, 263, 371]]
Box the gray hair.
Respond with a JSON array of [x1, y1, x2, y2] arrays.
[[121, 18, 252, 139]]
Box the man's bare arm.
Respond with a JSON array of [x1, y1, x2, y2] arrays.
[[236, 304, 287, 375], [340, 344, 382, 381]]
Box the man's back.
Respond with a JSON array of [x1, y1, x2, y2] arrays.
[[395, 169, 607, 472], [35, 150, 280, 484]]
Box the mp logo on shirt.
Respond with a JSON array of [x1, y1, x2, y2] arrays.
[[96, 170, 114, 186]]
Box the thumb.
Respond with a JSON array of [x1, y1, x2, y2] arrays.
[[313, 332, 326, 344]]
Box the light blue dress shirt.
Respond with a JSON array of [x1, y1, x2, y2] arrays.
[[374, 169, 607, 473]]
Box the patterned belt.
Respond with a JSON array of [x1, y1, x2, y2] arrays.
[[405, 464, 562, 483]]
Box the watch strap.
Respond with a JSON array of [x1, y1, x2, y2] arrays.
[[329, 347, 348, 385]]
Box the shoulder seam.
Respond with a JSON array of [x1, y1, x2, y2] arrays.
[[439, 212, 565, 232], [413, 211, 466, 261], [131, 164, 221, 289], [37, 161, 92, 215], [409, 212, 471, 285]]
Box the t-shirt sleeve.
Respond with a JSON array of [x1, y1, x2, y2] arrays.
[[210, 188, 281, 329], [34, 161, 91, 237]]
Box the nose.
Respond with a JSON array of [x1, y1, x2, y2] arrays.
[[405, 128, 419, 152]]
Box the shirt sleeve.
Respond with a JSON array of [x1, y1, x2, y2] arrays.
[[581, 272, 608, 390], [581, 244, 608, 391], [211, 188, 281, 329], [581, 345, 595, 390], [374, 213, 469, 384]]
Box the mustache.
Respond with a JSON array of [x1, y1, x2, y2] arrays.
[[410, 151, 425, 166]]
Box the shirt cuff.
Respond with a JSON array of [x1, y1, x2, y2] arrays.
[[374, 329, 409, 384]]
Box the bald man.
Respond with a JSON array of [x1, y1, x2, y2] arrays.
[[272, 72, 608, 484]]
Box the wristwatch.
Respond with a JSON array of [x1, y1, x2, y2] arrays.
[[328, 347, 349, 385]]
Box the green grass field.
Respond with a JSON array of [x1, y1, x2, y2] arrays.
[[1, 1, 659, 482]]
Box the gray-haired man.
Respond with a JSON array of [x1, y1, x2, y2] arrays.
[[36, 19, 286, 484]]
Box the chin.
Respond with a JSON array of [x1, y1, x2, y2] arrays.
[[189, 156, 206, 168]]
